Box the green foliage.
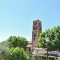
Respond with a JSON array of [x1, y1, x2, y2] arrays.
[[7, 36, 28, 49], [0, 36, 29, 60], [34, 54, 40, 60], [7, 47, 30, 60], [39, 26, 60, 51], [18, 36, 28, 49], [0, 41, 10, 60]]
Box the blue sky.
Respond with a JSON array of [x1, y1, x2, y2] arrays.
[[0, 0, 60, 42]]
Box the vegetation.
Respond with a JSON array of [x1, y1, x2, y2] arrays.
[[39, 26, 60, 51], [6, 47, 30, 60], [0, 36, 30, 60], [0, 41, 10, 60], [34, 54, 40, 60], [7, 36, 28, 50], [34, 54, 55, 60], [0, 26, 60, 60]]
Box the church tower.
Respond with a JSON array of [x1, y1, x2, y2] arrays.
[[32, 19, 42, 48]]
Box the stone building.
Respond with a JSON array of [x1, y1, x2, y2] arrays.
[[26, 19, 42, 54]]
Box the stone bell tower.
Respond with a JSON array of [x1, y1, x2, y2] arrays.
[[32, 19, 42, 48]]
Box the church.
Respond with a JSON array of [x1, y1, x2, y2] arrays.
[[26, 19, 44, 54]]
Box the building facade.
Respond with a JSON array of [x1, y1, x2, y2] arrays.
[[32, 20, 42, 48], [26, 19, 42, 54]]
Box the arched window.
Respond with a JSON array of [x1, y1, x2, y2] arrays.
[[35, 23, 37, 25], [33, 34, 36, 41], [36, 27, 37, 30], [34, 34, 36, 37], [33, 27, 37, 30]]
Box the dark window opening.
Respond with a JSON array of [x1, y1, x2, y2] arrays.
[[33, 27, 37, 30], [34, 34, 36, 37], [34, 38, 35, 41], [36, 27, 37, 30], [35, 23, 37, 25]]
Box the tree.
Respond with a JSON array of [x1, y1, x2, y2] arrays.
[[0, 41, 10, 60], [39, 26, 60, 51], [7, 36, 28, 49], [7, 47, 30, 60], [18, 36, 28, 49], [34, 54, 40, 60]]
